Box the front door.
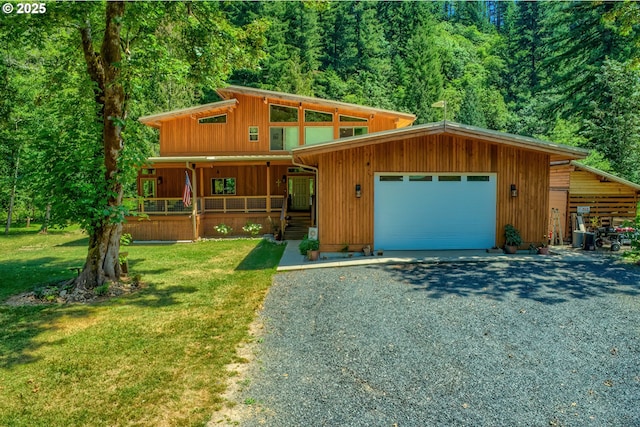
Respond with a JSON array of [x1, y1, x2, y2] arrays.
[[289, 177, 311, 211]]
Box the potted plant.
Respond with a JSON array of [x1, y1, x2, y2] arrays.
[[503, 224, 522, 254], [537, 241, 550, 255], [298, 235, 320, 261]]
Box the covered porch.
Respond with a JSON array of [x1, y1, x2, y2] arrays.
[[123, 155, 317, 241]]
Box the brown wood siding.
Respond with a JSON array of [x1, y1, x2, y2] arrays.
[[157, 93, 402, 156], [568, 169, 639, 228], [144, 165, 292, 198], [123, 213, 278, 241], [315, 134, 550, 251], [550, 164, 573, 189]]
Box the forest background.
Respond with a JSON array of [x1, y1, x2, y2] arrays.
[[1, 0, 639, 229]]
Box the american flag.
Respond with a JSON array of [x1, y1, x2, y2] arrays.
[[183, 171, 192, 207]]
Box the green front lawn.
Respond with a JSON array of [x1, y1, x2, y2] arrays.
[[0, 226, 285, 426]]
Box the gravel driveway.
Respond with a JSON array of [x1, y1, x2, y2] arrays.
[[238, 260, 640, 426]]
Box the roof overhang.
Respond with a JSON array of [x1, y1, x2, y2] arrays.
[[145, 154, 292, 166], [569, 161, 640, 192], [138, 99, 238, 128], [216, 85, 416, 127], [292, 121, 589, 165]]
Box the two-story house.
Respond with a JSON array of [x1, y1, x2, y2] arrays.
[[125, 85, 416, 242], [126, 85, 588, 251]]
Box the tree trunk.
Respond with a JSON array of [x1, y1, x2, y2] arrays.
[[4, 148, 20, 235], [75, 1, 126, 290], [75, 222, 122, 290]]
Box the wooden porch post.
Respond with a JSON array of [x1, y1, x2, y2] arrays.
[[188, 163, 198, 241], [266, 162, 271, 212]]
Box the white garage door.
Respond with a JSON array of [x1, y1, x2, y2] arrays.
[[374, 173, 497, 250]]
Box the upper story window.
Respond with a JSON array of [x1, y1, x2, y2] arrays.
[[198, 114, 226, 124], [249, 126, 259, 142], [339, 114, 368, 122], [270, 127, 299, 151], [304, 110, 332, 122], [339, 127, 368, 138], [270, 104, 298, 122]]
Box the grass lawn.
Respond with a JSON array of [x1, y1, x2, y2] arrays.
[[0, 226, 285, 426]]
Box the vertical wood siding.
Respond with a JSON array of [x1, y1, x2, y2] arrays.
[[315, 135, 550, 250], [157, 93, 402, 156]]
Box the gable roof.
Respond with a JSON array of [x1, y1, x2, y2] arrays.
[[292, 121, 589, 164], [139, 99, 238, 128], [570, 161, 640, 192], [216, 85, 416, 127]]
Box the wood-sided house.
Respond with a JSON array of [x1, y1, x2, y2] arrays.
[[124, 85, 416, 241], [550, 161, 640, 241], [126, 86, 588, 250]]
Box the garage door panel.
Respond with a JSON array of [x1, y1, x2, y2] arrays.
[[374, 174, 496, 250]]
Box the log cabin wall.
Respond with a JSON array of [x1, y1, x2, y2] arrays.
[[314, 134, 550, 251], [157, 93, 403, 156], [568, 169, 639, 226]]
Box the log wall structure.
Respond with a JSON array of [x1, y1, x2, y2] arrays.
[[550, 162, 640, 240]]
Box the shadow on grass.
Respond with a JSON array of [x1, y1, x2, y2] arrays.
[[378, 260, 640, 305], [235, 240, 286, 271], [0, 279, 197, 369], [54, 237, 90, 247]]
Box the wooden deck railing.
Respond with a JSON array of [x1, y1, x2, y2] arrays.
[[126, 195, 284, 215]]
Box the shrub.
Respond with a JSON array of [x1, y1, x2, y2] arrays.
[[242, 222, 262, 236], [504, 224, 523, 247], [298, 235, 320, 255], [215, 223, 233, 235], [95, 283, 110, 296]]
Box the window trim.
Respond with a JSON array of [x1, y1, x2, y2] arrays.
[[198, 114, 227, 124], [140, 178, 157, 198], [211, 177, 236, 195], [269, 104, 299, 123], [339, 126, 368, 138], [304, 109, 333, 123], [269, 126, 300, 151], [339, 114, 368, 123], [249, 126, 259, 142]]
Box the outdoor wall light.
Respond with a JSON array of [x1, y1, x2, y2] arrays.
[[157, 176, 163, 185], [510, 184, 518, 198], [355, 184, 361, 198]]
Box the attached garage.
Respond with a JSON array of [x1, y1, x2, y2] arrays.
[[374, 173, 496, 250], [292, 122, 588, 252]]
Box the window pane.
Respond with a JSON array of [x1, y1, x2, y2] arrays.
[[339, 115, 368, 122], [380, 176, 403, 182], [249, 126, 258, 142], [284, 127, 300, 150], [270, 105, 298, 122], [305, 127, 334, 145], [305, 110, 332, 122], [409, 175, 433, 181], [438, 176, 462, 182], [212, 178, 236, 195], [270, 128, 284, 150], [198, 114, 226, 124], [467, 175, 490, 182], [142, 179, 156, 197], [340, 127, 368, 138], [339, 128, 354, 138]]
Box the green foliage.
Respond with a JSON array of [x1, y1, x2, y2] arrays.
[[215, 223, 233, 235], [242, 222, 262, 236], [298, 234, 320, 255], [94, 283, 110, 297], [504, 224, 523, 247]]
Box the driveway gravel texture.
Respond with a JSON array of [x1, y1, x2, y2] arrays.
[[239, 260, 640, 427]]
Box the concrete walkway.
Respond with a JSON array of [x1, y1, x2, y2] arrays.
[[277, 240, 621, 271]]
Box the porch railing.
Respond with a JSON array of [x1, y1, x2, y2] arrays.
[[126, 195, 284, 215]]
